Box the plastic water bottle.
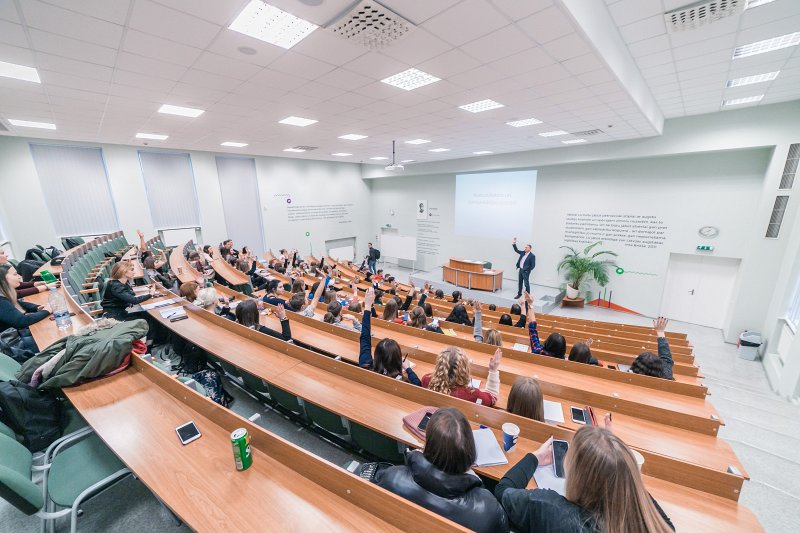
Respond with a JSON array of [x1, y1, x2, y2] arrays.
[[48, 287, 72, 330]]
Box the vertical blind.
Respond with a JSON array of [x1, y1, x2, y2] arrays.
[[138, 151, 200, 230], [215, 156, 266, 254], [29, 144, 120, 237]]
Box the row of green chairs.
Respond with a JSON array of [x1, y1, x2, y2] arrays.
[[215, 358, 406, 464], [0, 353, 128, 533], [62, 234, 132, 317]]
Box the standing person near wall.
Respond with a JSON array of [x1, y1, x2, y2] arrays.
[[366, 242, 380, 274]]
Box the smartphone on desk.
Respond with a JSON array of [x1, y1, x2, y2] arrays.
[[570, 406, 587, 425], [417, 413, 432, 432], [552, 439, 569, 478], [176, 421, 201, 445]]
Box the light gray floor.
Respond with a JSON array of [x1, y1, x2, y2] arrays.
[[3, 267, 797, 532]]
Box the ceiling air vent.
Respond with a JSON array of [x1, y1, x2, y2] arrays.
[[328, 1, 413, 50], [664, 0, 743, 33], [765, 195, 789, 239], [779, 143, 799, 190], [572, 129, 604, 136]]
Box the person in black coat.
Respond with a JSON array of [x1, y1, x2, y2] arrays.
[[374, 408, 508, 533], [495, 427, 674, 533], [0, 264, 51, 352], [511, 237, 536, 299], [366, 242, 380, 274], [100, 261, 154, 321]]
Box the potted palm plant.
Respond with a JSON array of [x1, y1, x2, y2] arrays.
[[558, 242, 617, 300]]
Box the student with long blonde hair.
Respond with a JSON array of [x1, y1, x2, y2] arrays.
[[422, 346, 501, 406], [495, 426, 674, 532], [101, 260, 154, 321]]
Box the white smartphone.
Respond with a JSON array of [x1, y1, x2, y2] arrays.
[[175, 421, 201, 445]]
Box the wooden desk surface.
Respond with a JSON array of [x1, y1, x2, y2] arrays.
[[63, 359, 463, 533], [211, 257, 250, 286]]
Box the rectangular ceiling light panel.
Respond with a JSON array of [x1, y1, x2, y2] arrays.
[[339, 133, 367, 140], [726, 71, 779, 87], [382, 68, 440, 91], [723, 94, 764, 105], [229, 1, 318, 49], [506, 118, 542, 127], [733, 32, 800, 59], [459, 99, 504, 113], [221, 142, 248, 147], [158, 104, 205, 117], [279, 116, 317, 126], [9, 119, 55, 129], [136, 132, 168, 140], [0, 60, 40, 83]]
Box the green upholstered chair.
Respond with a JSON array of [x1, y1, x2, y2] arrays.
[[304, 402, 349, 437], [0, 352, 21, 382], [0, 430, 130, 533], [266, 384, 305, 417], [349, 422, 405, 464]]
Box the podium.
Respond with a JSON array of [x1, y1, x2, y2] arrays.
[[442, 258, 503, 292]]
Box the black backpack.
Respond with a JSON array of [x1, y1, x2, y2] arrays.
[[0, 380, 66, 451], [374, 249, 381, 259], [0, 328, 36, 364]]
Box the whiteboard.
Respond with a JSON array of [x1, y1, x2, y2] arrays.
[[381, 235, 417, 261], [328, 245, 354, 261]]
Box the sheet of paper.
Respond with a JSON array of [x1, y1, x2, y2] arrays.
[[533, 463, 566, 495], [512, 342, 529, 352], [543, 399, 565, 423], [140, 298, 176, 310], [472, 428, 508, 467], [159, 306, 186, 319], [442, 328, 457, 337], [132, 286, 150, 294], [471, 378, 482, 389]]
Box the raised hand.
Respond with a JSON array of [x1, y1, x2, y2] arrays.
[[402, 355, 412, 371], [512, 237, 517, 245], [365, 287, 376, 309], [489, 347, 503, 372], [275, 303, 287, 321], [653, 317, 668, 337], [474, 300, 482, 312]]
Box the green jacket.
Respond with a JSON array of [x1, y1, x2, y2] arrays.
[[16, 319, 148, 390]]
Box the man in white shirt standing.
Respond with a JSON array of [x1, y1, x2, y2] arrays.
[[512, 237, 536, 299]]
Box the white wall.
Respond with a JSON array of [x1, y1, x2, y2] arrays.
[[0, 137, 369, 262], [370, 150, 769, 315]]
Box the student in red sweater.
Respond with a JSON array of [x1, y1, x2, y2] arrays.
[[422, 346, 502, 406]]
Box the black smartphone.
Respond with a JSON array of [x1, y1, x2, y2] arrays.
[[570, 406, 587, 425], [417, 413, 432, 431], [175, 421, 201, 445], [552, 439, 569, 478]]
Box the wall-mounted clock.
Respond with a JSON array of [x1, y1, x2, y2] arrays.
[[698, 226, 719, 238]]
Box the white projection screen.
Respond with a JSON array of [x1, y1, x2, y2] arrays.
[[454, 170, 537, 239]]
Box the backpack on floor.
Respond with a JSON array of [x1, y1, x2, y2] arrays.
[[0, 380, 65, 451]]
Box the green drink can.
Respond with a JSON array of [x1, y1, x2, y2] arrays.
[[231, 428, 252, 471]]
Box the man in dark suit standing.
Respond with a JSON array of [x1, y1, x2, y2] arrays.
[[512, 237, 535, 299]]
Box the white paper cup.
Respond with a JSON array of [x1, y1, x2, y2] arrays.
[[502, 422, 520, 452], [630, 449, 645, 471]]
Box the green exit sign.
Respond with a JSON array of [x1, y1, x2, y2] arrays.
[[696, 245, 714, 251]]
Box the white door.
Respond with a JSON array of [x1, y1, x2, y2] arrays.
[[660, 254, 741, 328]]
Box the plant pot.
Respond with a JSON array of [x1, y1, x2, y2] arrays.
[[565, 285, 580, 299]]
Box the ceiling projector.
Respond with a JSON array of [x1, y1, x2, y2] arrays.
[[384, 140, 404, 171]]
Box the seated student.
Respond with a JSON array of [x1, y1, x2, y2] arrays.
[[299, 276, 331, 318], [237, 258, 268, 290], [471, 301, 503, 345], [631, 317, 674, 380], [408, 306, 443, 333], [201, 244, 214, 262], [323, 300, 362, 331], [178, 281, 200, 302], [374, 408, 509, 533], [262, 279, 288, 306], [524, 293, 566, 359], [445, 302, 472, 326], [382, 298, 405, 324], [423, 346, 501, 406], [451, 290, 462, 303], [143, 256, 176, 290], [358, 288, 420, 385], [0, 264, 51, 352], [422, 302, 434, 318], [218, 239, 238, 262], [506, 377, 544, 422], [194, 287, 235, 321], [290, 279, 305, 294], [434, 288, 445, 299], [495, 427, 674, 533], [101, 260, 155, 321], [488, 303, 497, 311], [372, 269, 384, 283], [569, 340, 600, 366], [235, 299, 291, 342], [499, 313, 514, 326]]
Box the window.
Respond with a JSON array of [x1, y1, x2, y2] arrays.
[[215, 156, 266, 253], [138, 151, 201, 230], [29, 144, 120, 237]]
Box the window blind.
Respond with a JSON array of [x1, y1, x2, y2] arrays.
[[215, 156, 266, 254], [138, 151, 201, 230]]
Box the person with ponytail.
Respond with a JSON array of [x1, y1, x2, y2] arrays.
[[0, 264, 50, 352], [495, 426, 674, 533], [422, 346, 501, 406]]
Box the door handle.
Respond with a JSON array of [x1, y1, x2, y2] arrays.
[[688, 289, 695, 295]]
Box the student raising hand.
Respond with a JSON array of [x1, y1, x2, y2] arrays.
[[489, 347, 503, 372], [364, 287, 376, 309], [275, 303, 287, 321], [653, 316, 668, 338]]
